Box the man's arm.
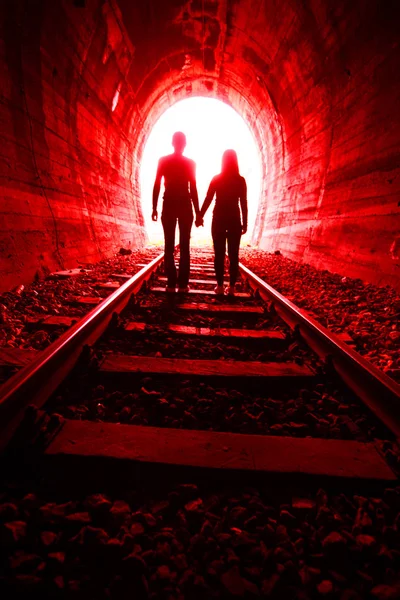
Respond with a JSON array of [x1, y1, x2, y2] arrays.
[[189, 161, 200, 217], [152, 159, 163, 221], [239, 178, 248, 234]]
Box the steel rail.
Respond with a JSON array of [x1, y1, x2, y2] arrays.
[[239, 262, 400, 439], [0, 252, 165, 452]]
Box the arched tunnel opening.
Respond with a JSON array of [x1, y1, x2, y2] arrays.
[[140, 97, 262, 244], [1, 0, 398, 292]]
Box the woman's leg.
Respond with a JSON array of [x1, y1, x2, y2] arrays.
[[227, 224, 242, 286], [212, 220, 226, 286]]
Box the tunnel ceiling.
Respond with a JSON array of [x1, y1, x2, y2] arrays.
[[0, 0, 399, 291]]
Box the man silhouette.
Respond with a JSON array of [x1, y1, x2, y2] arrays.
[[152, 132, 200, 293]]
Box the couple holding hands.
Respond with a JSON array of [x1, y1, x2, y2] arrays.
[[152, 131, 248, 296]]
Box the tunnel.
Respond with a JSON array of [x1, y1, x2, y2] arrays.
[[2, 4, 400, 597], [0, 0, 399, 292]]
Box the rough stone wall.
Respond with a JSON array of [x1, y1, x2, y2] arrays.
[[253, 0, 400, 289], [0, 0, 145, 291]]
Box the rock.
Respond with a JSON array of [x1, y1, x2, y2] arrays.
[[184, 498, 204, 513], [279, 509, 296, 525], [275, 524, 289, 541], [0, 502, 18, 521], [355, 534, 377, 550], [1, 520, 27, 545], [196, 519, 211, 538], [9, 552, 42, 571], [151, 500, 170, 516], [119, 248, 132, 255], [317, 580, 334, 595], [229, 506, 248, 524], [122, 552, 147, 574], [66, 511, 92, 523], [48, 552, 65, 565], [353, 507, 373, 532], [105, 537, 125, 559], [86, 493, 112, 515], [261, 574, 280, 596], [21, 494, 39, 510], [132, 511, 157, 528], [316, 489, 329, 507], [71, 525, 109, 547], [322, 531, 347, 549], [40, 531, 58, 547], [244, 515, 258, 531], [221, 566, 259, 596], [110, 500, 131, 520], [316, 506, 333, 525], [370, 584, 400, 599], [155, 564, 176, 582], [292, 497, 316, 512], [328, 570, 348, 585], [299, 566, 319, 585], [119, 406, 131, 422], [383, 488, 400, 510], [173, 553, 188, 571], [177, 483, 199, 500], [131, 522, 145, 536], [53, 575, 65, 590], [40, 502, 74, 522]]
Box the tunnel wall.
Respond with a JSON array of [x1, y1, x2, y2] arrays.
[[0, 0, 145, 291], [251, 0, 400, 289]]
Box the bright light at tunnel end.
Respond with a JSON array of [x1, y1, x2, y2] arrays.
[[140, 97, 262, 245]]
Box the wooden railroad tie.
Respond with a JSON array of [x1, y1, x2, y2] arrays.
[[67, 296, 102, 306], [158, 277, 216, 286], [94, 281, 121, 291], [48, 268, 89, 279], [111, 273, 135, 280], [174, 302, 264, 314], [180, 265, 215, 271], [124, 321, 286, 344], [150, 286, 251, 299], [0, 347, 39, 368], [46, 421, 396, 482], [99, 355, 313, 379], [24, 316, 78, 330]]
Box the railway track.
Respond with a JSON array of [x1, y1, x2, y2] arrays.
[[1, 248, 399, 486], [2, 247, 400, 599]]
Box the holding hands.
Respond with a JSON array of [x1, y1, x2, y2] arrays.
[[195, 213, 204, 227]]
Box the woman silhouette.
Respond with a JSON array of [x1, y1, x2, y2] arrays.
[[197, 150, 247, 295]]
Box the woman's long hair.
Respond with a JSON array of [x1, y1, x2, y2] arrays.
[[221, 149, 240, 176]]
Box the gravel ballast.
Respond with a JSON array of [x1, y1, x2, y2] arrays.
[[1, 481, 400, 599], [240, 250, 400, 383]]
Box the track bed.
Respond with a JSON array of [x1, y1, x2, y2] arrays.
[[1, 247, 399, 599]]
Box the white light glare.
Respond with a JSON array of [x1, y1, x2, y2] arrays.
[[140, 97, 261, 245]]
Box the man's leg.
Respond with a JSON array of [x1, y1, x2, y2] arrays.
[[212, 220, 227, 286], [177, 212, 193, 287], [161, 213, 177, 288], [227, 224, 242, 286]]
